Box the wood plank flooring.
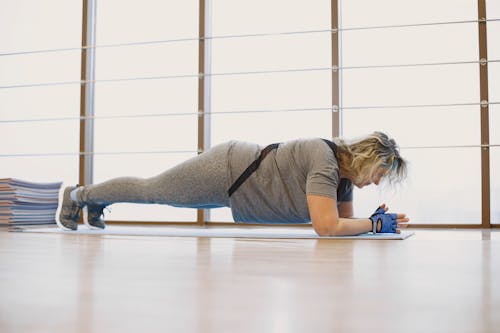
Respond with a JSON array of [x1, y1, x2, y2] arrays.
[[0, 227, 499, 333]]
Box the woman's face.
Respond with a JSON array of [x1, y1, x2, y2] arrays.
[[354, 165, 390, 188]]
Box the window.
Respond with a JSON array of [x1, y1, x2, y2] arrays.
[[1, 0, 496, 226], [340, 0, 482, 224], [0, 0, 81, 185], [209, 0, 332, 222], [487, 1, 500, 224], [93, 0, 199, 221]]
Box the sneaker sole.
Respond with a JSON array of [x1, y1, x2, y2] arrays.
[[55, 185, 76, 231], [82, 206, 105, 230]]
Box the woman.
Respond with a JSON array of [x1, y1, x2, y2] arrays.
[[56, 131, 410, 236]]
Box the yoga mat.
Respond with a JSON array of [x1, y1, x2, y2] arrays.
[[19, 225, 414, 240]]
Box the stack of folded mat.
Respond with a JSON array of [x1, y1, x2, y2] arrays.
[[0, 178, 62, 226]]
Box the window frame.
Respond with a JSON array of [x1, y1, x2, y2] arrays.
[[57, 0, 496, 227]]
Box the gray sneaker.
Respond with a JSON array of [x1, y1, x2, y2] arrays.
[[56, 185, 82, 230], [83, 204, 107, 229]]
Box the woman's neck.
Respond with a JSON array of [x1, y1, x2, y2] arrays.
[[339, 167, 352, 181], [337, 151, 353, 181]]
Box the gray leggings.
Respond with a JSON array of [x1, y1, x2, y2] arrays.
[[77, 142, 231, 209]]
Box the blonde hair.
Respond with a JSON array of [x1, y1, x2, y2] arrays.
[[334, 131, 407, 185]]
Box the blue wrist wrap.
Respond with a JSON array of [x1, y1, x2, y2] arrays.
[[369, 207, 398, 233]]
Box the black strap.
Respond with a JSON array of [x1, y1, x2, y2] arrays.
[[321, 139, 338, 160], [227, 139, 338, 197], [228, 143, 280, 197], [321, 139, 340, 181]]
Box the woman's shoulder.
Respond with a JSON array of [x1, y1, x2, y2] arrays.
[[279, 138, 337, 167]]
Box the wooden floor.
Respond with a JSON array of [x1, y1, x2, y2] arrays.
[[0, 227, 499, 333]]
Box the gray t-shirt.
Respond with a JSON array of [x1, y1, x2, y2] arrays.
[[227, 138, 353, 223]]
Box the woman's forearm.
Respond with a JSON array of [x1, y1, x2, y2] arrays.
[[330, 218, 372, 236]]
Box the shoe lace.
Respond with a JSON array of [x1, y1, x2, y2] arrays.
[[102, 207, 112, 218], [71, 205, 82, 219], [69, 200, 83, 219], [88, 205, 111, 220]]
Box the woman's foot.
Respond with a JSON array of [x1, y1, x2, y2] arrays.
[[55, 185, 82, 230], [83, 204, 107, 229]]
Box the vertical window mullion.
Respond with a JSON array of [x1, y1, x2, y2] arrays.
[[197, 0, 212, 225], [478, 0, 491, 228], [332, 0, 340, 138], [79, 0, 97, 187]]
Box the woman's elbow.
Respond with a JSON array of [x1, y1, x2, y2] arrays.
[[312, 218, 339, 237], [314, 227, 332, 237]]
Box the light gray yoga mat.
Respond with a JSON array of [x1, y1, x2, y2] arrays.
[[20, 225, 414, 240]]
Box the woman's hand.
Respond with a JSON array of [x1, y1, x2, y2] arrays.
[[377, 203, 410, 234]]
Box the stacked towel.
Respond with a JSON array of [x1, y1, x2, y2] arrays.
[[0, 178, 62, 226]]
